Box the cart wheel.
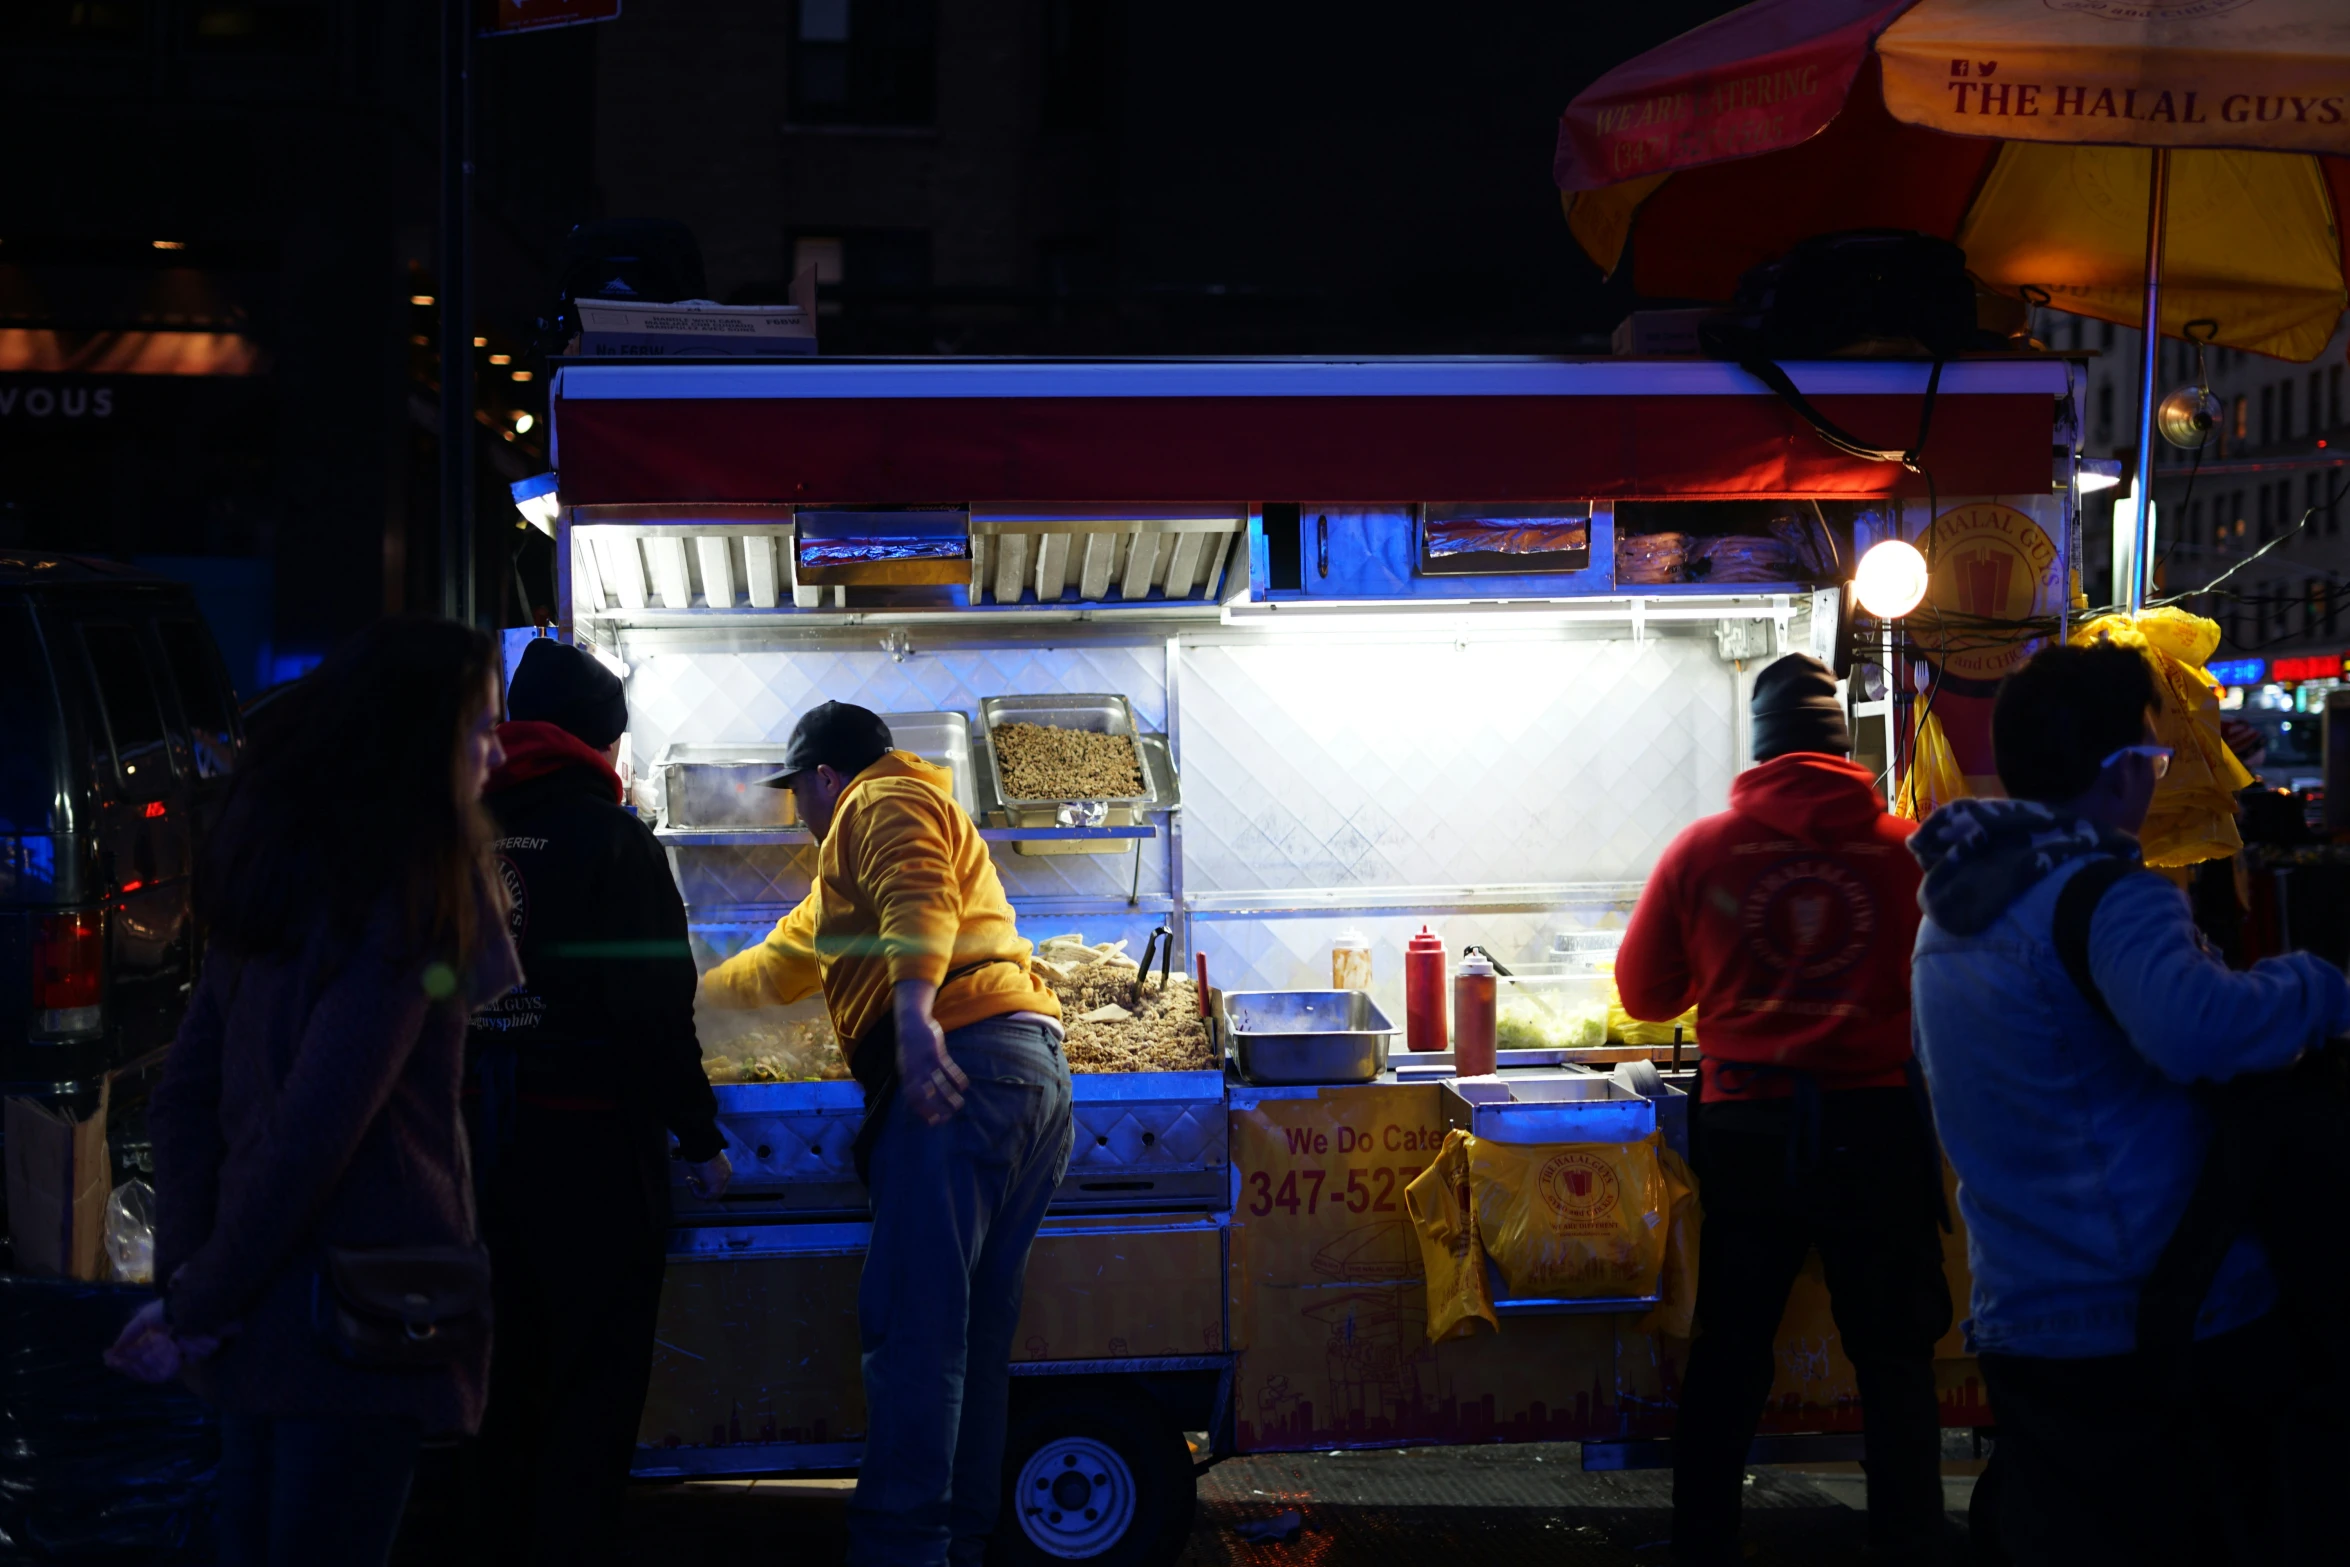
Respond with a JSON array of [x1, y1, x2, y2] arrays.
[[991, 1387, 1195, 1567], [1968, 1438, 2010, 1566]]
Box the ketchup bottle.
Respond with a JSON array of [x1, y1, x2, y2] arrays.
[[1405, 926, 1448, 1053], [1452, 949, 1497, 1077]]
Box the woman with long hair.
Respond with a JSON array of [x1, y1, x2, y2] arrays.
[[109, 616, 520, 1567]]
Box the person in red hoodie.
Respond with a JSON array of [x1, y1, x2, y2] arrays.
[[1618, 653, 1951, 1567]]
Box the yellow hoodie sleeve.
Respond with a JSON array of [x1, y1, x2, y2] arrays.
[[847, 783, 963, 989], [700, 891, 823, 1009]]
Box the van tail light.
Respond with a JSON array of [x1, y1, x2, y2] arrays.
[[33, 911, 103, 1036]]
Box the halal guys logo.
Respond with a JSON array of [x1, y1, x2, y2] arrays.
[[1538, 1150, 1622, 1224], [1920, 502, 2064, 682]]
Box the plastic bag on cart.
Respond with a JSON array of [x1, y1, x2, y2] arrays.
[[1404, 1129, 1498, 1343], [106, 1178, 157, 1285], [2071, 609, 2251, 867], [1639, 1143, 1702, 1340], [1470, 1133, 1674, 1302], [1893, 706, 1968, 823]]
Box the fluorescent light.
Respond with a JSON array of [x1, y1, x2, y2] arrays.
[[410, 293, 435, 306], [2078, 458, 2125, 494], [510, 472, 561, 536], [1854, 540, 1929, 619]]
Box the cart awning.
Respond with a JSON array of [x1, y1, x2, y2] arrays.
[[550, 357, 2068, 507]]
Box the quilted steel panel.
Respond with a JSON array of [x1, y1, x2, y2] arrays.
[[629, 642, 1173, 906], [1173, 635, 1734, 894], [1190, 908, 1635, 1032]]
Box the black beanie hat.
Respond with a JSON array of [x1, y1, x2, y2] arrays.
[[1750, 653, 1850, 762], [506, 638, 627, 749]]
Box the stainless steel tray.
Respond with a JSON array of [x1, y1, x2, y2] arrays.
[[655, 711, 981, 830], [1439, 1073, 1656, 1145], [978, 693, 1162, 809], [656, 743, 799, 830], [1220, 989, 1397, 1085]]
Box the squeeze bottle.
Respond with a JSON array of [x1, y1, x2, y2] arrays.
[[1452, 949, 1497, 1077], [1405, 927, 1447, 1053]]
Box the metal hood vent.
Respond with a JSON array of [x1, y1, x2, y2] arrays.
[[969, 509, 1241, 607]]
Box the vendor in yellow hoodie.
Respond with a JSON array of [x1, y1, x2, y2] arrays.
[[699, 700, 1071, 1567]]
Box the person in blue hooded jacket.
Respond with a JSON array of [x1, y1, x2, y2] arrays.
[[1910, 641, 2350, 1565]]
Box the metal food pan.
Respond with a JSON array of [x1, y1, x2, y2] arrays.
[[979, 694, 1160, 809], [657, 744, 800, 829], [1220, 989, 1397, 1086], [656, 711, 981, 830], [876, 710, 982, 822]]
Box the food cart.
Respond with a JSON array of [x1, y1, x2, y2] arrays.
[[545, 353, 2079, 1563]]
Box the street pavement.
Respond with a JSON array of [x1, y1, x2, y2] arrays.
[[604, 1441, 1985, 1564]]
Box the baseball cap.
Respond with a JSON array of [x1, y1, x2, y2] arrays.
[[760, 700, 894, 789]]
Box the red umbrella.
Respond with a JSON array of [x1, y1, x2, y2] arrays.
[[1553, 0, 2350, 611]]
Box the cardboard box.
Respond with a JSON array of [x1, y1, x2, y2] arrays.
[[578, 264, 818, 358], [5, 1082, 110, 1280]]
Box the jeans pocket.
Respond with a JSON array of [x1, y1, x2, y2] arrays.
[[954, 1075, 1050, 1165]]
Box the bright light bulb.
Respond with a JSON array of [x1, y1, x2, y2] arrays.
[[2077, 458, 2124, 494], [513, 412, 535, 434], [1854, 540, 1929, 619]]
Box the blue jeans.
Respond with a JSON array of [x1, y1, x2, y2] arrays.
[[216, 1412, 421, 1567], [849, 1017, 1075, 1567]]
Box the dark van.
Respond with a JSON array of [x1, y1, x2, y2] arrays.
[[2, 554, 243, 1136]]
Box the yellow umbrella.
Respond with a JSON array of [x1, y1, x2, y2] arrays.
[[1557, 0, 2350, 608]]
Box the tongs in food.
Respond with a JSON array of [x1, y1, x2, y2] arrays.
[[1133, 924, 1177, 1009]]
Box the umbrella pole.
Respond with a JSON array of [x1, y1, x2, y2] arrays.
[[2127, 147, 2171, 616]]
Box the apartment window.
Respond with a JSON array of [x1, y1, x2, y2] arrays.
[[2261, 385, 2275, 446], [2282, 380, 2296, 442], [790, 0, 937, 125], [189, 2, 330, 52], [2259, 485, 2274, 544], [0, 3, 141, 43], [2189, 498, 2205, 550], [2234, 396, 2249, 441], [2310, 473, 2326, 535], [2332, 366, 2344, 429], [2312, 372, 2325, 438]]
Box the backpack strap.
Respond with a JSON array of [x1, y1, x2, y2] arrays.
[[2052, 856, 2133, 1029]]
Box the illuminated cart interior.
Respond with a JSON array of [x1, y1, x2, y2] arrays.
[[546, 354, 2074, 1557]]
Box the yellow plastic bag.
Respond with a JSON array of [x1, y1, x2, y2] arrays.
[[1893, 705, 1968, 822], [1640, 1143, 1702, 1340], [1404, 1129, 1499, 1343], [2071, 609, 2252, 867], [1469, 1133, 1674, 1301]]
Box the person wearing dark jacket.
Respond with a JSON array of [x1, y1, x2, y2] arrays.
[[1617, 654, 1951, 1567], [465, 638, 728, 1567], [116, 617, 519, 1567]]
